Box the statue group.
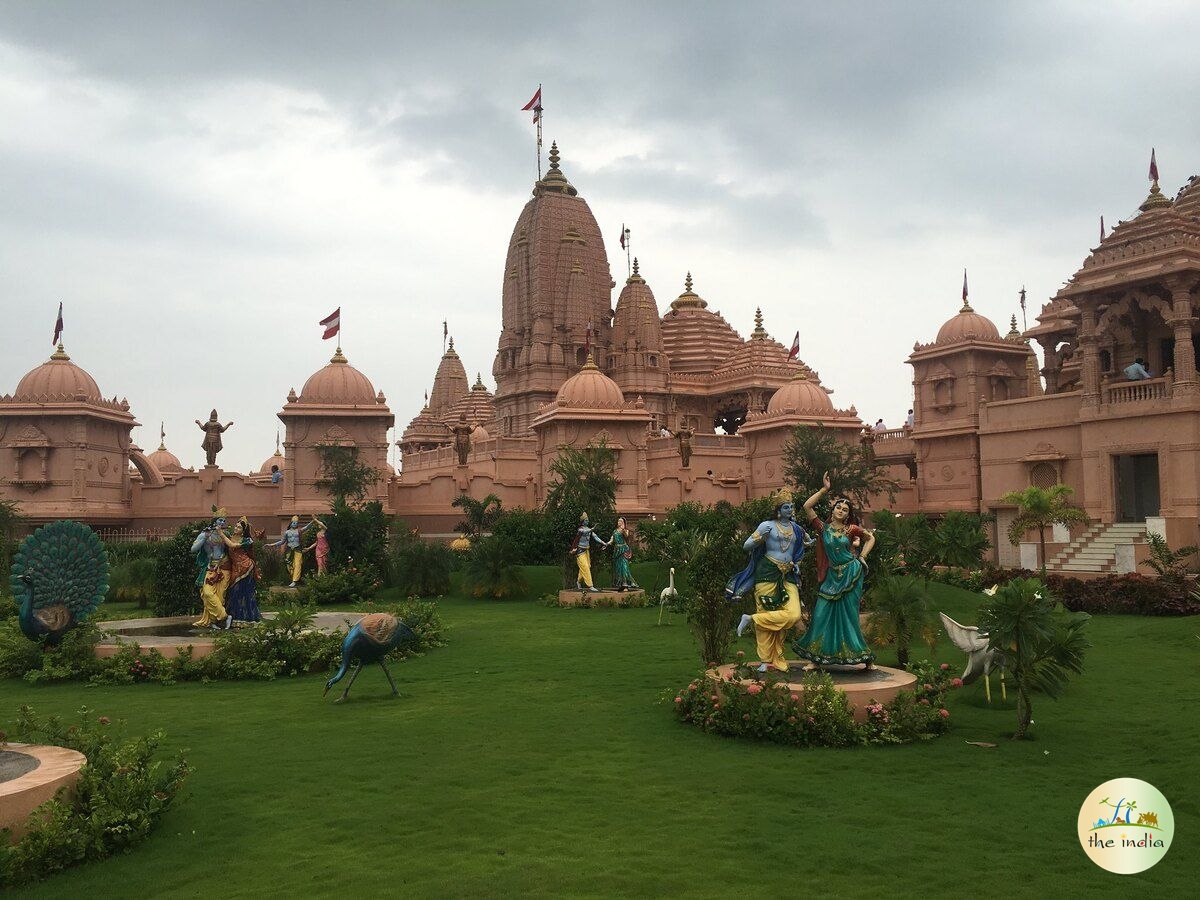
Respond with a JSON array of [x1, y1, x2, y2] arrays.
[[570, 513, 640, 593], [728, 471, 876, 673]]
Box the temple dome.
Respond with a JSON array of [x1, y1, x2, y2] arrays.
[[766, 372, 835, 414], [660, 274, 744, 374], [14, 345, 102, 402], [936, 302, 1000, 343], [259, 450, 285, 475], [556, 355, 625, 408], [442, 373, 497, 427], [299, 348, 378, 405], [148, 445, 182, 473], [472, 423, 491, 442], [714, 309, 796, 374]]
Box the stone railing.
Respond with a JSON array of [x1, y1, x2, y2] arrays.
[[872, 427, 911, 442], [1103, 373, 1172, 405]]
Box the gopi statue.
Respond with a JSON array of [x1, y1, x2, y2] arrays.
[[304, 518, 330, 575], [727, 489, 807, 673], [195, 409, 234, 467], [792, 471, 875, 668], [11, 520, 108, 644]]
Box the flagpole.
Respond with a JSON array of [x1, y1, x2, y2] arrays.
[[1019, 286, 1027, 332], [626, 228, 632, 279], [536, 83, 543, 181]]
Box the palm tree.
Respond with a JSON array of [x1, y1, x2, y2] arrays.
[[462, 535, 528, 599], [998, 485, 1089, 574], [863, 574, 938, 668], [0, 499, 23, 583], [451, 493, 503, 540], [978, 577, 1091, 739]]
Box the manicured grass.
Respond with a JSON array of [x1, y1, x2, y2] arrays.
[[1, 571, 1195, 897]]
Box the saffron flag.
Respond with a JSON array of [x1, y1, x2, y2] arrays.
[[52, 302, 63, 345], [1149, 148, 1159, 183], [522, 87, 542, 123], [962, 269, 969, 302], [788, 331, 800, 360], [320, 307, 341, 341]]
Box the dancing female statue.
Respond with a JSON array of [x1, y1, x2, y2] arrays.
[[607, 516, 639, 592], [190, 508, 233, 630], [225, 517, 263, 623], [792, 471, 876, 667], [726, 490, 806, 673], [305, 518, 330, 575]]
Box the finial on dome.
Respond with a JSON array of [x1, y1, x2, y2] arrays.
[[1140, 147, 1171, 211], [670, 271, 707, 310], [159, 420, 167, 451], [275, 429, 281, 454], [582, 351, 599, 370], [331, 346, 348, 363], [549, 141, 560, 170], [632, 257, 640, 276], [685, 272, 693, 293], [51, 342, 69, 361], [1007, 314, 1021, 338], [446, 336, 457, 356], [474, 372, 486, 389], [752, 307, 767, 338], [626, 256, 645, 285]]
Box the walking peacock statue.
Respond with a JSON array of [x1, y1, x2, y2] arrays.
[[325, 612, 418, 703], [10, 520, 109, 645]]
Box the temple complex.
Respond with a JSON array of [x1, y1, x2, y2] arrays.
[[2, 148, 1198, 573]]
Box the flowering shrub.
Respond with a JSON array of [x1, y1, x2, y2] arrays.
[[294, 565, 381, 606], [0, 706, 191, 888], [672, 659, 961, 748]]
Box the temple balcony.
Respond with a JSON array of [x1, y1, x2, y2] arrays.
[[1101, 373, 1171, 405]]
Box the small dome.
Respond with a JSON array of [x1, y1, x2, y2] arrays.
[[766, 373, 835, 414], [471, 423, 491, 442], [299, 348, 378, 405], [14, 345, 102, 402], [259, 452, 285, 475], [936, 302, 1000, 343], [556, 355, 625, 408], [148, 446, 182, 473]]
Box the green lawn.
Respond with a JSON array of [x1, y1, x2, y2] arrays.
[[2, 569, 1196, 898]]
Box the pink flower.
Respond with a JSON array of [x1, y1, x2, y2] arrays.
[[736, 650, 745, 659], [743, 714, 751, 721], [713, 703, 720, 710], [923, 683, 933, 691], [787, 716, 797, 725], [919, 698, 930, 706], [939, 663, 950, 670], [98, 716, 111, 725], [674, 696, 682, 704], [710, 694, 718, 702], [951, 678, 963, 688], [939, 708, 950, 718], [747, 684, 763, 695]]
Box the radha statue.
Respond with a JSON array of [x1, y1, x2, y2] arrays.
[[792, 471, 876, 667], [225, 517, 263, 623], [607, 517, 639, 591], [726, 489, 806, 673]]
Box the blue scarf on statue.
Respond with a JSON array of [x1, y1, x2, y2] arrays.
[[725, 518, 806, 605]]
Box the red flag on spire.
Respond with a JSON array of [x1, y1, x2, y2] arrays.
[[52, 302, 63, 345], [619, 224, 628, 250], [521, 87, 542, 123], [962, 269, 969, 302], [1149, 148, 1159, 183], [787, 331, 800, 360], [320, 307, 341, 341]]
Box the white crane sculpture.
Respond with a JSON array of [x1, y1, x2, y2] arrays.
[[658, 567, 679, 626], [939, 611, 1007, 703]]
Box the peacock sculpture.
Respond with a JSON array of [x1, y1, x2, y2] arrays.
[[325, 612, 418, 703], [10, 520, 109, 645]]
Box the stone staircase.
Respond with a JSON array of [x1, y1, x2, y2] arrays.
[[1048, 522, 1147, 574]]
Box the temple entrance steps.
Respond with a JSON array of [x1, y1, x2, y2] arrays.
[[1048, 522, 1147, 573]]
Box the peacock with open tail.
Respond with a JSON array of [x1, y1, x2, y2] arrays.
[[10, 520, 109, 645], [325, 612, 418, 703]]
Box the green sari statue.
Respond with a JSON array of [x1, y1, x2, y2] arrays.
[[609, 517, 638, 591]]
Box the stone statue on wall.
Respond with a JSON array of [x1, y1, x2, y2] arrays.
[[195, 409, 234, 467], [452, 414, 475, 466], [676, 420, 694, 469]]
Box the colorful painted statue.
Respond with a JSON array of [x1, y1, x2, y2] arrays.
[[571, 512, 609, 593], [792, 471, 876, 667], [608, 516, 639, 591], [225, 517, 262, 623], [190, 508, 233, 629], [727, 489, 806, 672], [304, 518, 330, 575], [195, 409, 234, 467], [325, 613, 418, 703], [10, 520, 108, 645], [272, 515, 312, 587]]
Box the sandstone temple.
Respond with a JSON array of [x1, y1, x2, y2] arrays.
[[3, 145, 1198, 574]]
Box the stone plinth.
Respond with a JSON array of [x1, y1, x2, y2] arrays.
[[709, 663, 916, 723], [556, 589, 648, 608], [1, 743, 87, 842]]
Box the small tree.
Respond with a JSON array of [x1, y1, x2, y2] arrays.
[[871, 511, 936, 580], [452, 493, 503, 540], [543, 440, 618, 586], [462, 535, 528, 599], [682, 517, 746, 666], [998, 485, 1089, 574], [1140, 532, 1199, 587], [978, 577, 1091, 739], [931, 511, 992, 569], [782, 425, 900, 512], [863, 574, 937, 668], [313, 444, 379, 505], [313, 445, 388, 575], [0, 499, 23, 588]]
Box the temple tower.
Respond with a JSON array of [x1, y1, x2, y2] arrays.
[[607, 259, 670, 429]]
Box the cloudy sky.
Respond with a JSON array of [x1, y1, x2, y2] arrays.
[[1, 1, 1198, 473]]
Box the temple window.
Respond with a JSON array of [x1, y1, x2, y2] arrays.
[[1099, 349, 1112, 373], [1030, 462, 1059, 489]]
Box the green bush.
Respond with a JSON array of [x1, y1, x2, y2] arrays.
[[490, 508, 559, 564], [101, 540, 162, 566], [325, 499, 389, 575], [295, 567, 381, 607], [0, 705, 191, 888], [151, 521, 208, 617], [391, 539, 453, 597], [462, 535, 528, 599], [107, 557, 157, 608]]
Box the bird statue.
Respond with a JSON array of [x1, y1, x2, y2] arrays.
[[324, 612, 418, 703], [939, 611, 1007, 703], [10, 520, 109, 645], [658, 567, 679, 626]]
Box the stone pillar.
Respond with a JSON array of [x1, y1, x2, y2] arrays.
[[1167, 277, 1197, 393], [1079, 304, 1100, 411], [1038, 338, 1061, 394]]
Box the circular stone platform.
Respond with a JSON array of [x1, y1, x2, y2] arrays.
[[0, 743, 87, 842], [555, 588, 648, 607], [709, 663, 916, 723], [95, 611, 366, 659]]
